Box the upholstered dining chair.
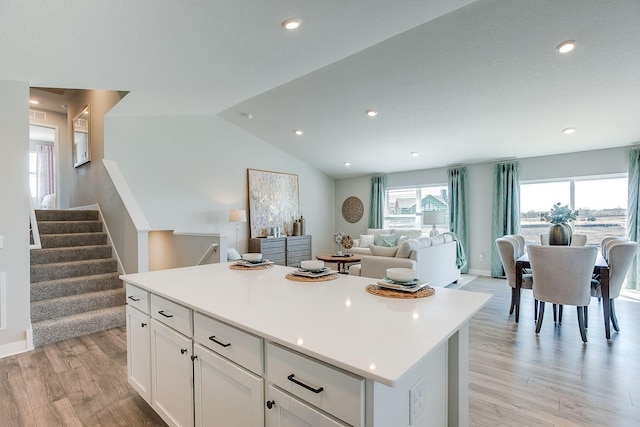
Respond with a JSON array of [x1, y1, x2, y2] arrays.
[[528, 245, 597, 342], [570, 234, 587, 246], [592, 239, 638, 333], [539, 234, 549, 245], [495, 236, 534, 317]]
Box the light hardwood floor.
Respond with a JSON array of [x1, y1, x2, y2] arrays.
[[1, 276, 638, 426]]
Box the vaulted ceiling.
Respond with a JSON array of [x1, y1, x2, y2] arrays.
[[4, 0, 640, 178]]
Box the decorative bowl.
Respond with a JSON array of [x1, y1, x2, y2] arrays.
[[242, 253, 263, 263], [300, 260, 325, 272], [386, 268, 416, 283]]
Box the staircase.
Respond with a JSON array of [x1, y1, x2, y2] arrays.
[[30, 209, 125, 347]]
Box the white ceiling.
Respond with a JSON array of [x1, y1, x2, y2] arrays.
[[4, 0, 640, 179]]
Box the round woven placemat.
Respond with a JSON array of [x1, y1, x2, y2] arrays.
[[229, 263, 274, 271], [285, 273, 339, 282], [365, 284, 435, 299]]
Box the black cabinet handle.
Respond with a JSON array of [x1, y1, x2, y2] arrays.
[[191, 355, 198, 361], [181, 348, 187, 354], [141, 322, 147, 328], [287, 374, 324, 394], [208, 335, 231, 348], [128, 296, 141, 301], [266, 400, 275, 409], [158, 310, 173, 318]]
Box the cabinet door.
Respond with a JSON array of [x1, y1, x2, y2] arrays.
[[151, 319, 194, 427], [193, 344, 263, 427], [126, 306, 151, 403], [266, 385, 347, 427]]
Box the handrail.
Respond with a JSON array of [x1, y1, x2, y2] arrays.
[[29, 198, 42, 250]]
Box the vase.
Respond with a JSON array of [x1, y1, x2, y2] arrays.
[[548, 223, 571, 245], [336, 244, 343, 256]]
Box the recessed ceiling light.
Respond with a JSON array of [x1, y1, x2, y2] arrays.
[[344, 162, 351, 167], [294, 129, 304, 136], [282, 18, 301, 30], [411, 152, 419, 157], [562, 127, 576, 135], [29, 99, 39, 105], [366, 109, 378, 117], [556, 40, 576, 54]]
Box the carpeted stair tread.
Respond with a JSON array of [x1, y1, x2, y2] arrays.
[[31, 288, 125, 322], [31, 273, 122, 302], [32, 306, 125, 347], [40, 232, 107, 248], [31, 258, 117, 283], [35, 209, 99, 222], [31, 245, 113, 264], [38, 220, 103, 235]]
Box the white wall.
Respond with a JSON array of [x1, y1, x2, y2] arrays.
[[104, 115, 336, 257], [335, 146, 632, 276], [0, 81, 32, 355]]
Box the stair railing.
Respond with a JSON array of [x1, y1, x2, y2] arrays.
[[29, 198, 42, 250]]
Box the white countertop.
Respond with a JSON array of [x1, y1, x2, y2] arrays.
[[121, 263, 490, 386]]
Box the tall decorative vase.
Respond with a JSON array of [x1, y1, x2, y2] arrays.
[[548, 223, 570, 245]]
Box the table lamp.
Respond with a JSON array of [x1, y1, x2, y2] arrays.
[[229, 209, 247, 250], [423, 210, 446, 237]]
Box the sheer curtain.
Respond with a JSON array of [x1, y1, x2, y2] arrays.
[[448, 166, 469, 273], [491, 161, 520, 277], [626, 148, 640, 290], [368, 175, 386, 229], [36, 143, 55, 207]]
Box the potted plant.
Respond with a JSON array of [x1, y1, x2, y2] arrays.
[[539, 202, 579, 245]]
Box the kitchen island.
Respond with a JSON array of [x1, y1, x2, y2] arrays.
[[121, 263, 490, 427]]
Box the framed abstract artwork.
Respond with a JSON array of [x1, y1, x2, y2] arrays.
[[247, 169, 299, 238]]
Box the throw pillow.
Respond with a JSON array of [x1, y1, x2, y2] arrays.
[[395, 238, 429, 258], [375, 233, 399, 247], [359, 234, 375, 248], [370, 244, 399, 257], [227, 248, 241, 261]]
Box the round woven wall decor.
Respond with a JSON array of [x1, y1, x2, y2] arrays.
[[342, 196, 364, 223]]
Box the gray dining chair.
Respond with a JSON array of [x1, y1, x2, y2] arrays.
[[539, 234, 549, 245], [570, 234, 587, 246], [528, 245, 597, 342], [592, 239, 638, 332], [495, 236, 534, 317]]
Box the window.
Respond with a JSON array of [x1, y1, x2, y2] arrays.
[[384, 185, 450, 235], [520, 176, 627, 246]]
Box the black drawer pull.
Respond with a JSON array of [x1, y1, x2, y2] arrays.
[[141, 322, 147, 328], [208, 335, 231, 348], [191, 355, 198, 361], [158, 310, 173, 318], [128, 296, 141, 302], [181, 348, 187, 354], [266, 400, 275, 409], [287, 374, 324, 394]]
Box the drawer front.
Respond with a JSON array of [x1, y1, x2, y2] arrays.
[[266, 343, 364, 427], [287, 236, 310, 248], [193, 312, 264, 375], [126, 284, 150, 314], [260, 239, 286, 251], [150, 294, 193, 337]]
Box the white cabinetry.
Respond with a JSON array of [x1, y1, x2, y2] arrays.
[[193, 343, 263, 427], [150, 294, 194, 427], [125, 284, 151, 403], [267, 385, 347, 427]]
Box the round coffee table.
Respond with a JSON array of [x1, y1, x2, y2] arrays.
[[316, 254, 362, 274]]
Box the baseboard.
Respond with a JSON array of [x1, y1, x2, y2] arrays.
[[0, 328, 34, 358]]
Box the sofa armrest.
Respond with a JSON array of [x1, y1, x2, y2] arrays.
[[359, 255, 416, 280]]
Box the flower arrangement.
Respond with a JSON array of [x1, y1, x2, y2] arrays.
[[341, 234, 354, 250], [333, 231, 344, 244], [539, 202, 579, 224]]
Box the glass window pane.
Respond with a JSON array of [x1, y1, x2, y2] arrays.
[[520, 181, 570, 245], [574, 178, 627, 244]]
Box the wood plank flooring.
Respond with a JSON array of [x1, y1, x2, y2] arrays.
[[0, 276, 638, 426]]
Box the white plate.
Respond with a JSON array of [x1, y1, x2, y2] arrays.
[[382, 277, 420, 286], [235, 260, 273, 267], [292, 269, 336, 278], [376, 280, 431, 293]]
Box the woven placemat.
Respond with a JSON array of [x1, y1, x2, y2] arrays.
[[285, 273, 339, 282], [229, 263, 274, 271], [365, 284, 435, 299]]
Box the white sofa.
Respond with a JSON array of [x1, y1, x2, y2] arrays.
[[349, 228, 423, 255], [349, 234, 461, 288]]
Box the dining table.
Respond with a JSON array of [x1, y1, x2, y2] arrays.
[[515, 250, 612, 339]]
